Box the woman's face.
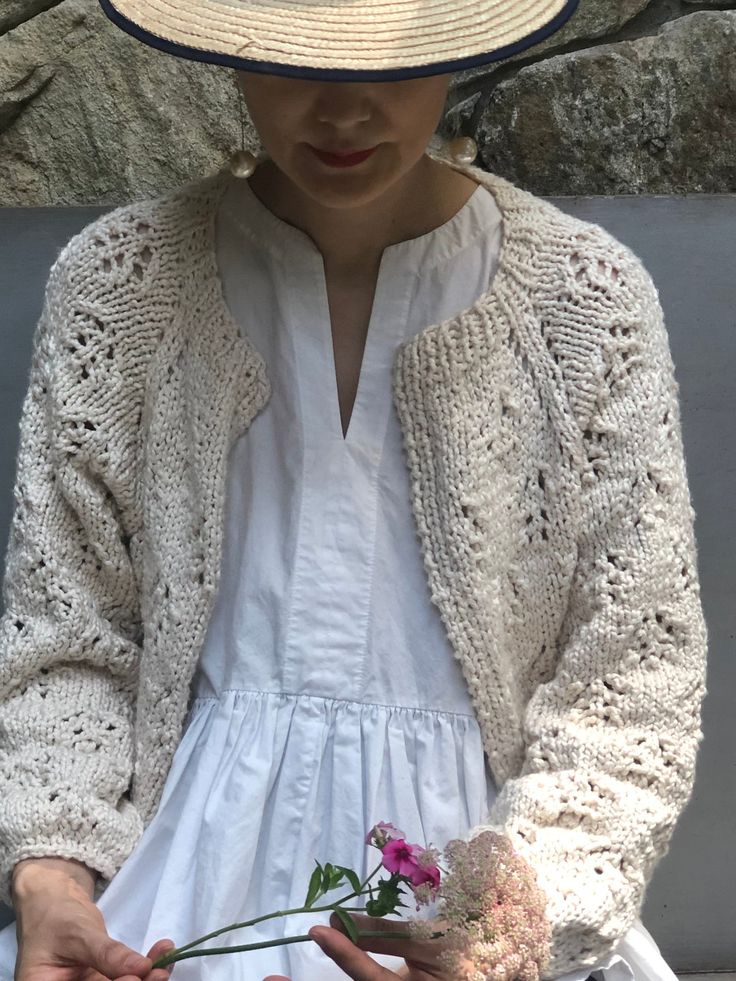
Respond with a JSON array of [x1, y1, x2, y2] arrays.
[[234, 70, 451, 207]]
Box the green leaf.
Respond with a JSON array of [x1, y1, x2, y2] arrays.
[[334, 908, 360, 944], [335, 865, 363, 895], [305, 863, 324, 908], [326, 865, 345, 890], [376, 877, 403, 911], [321, 862, 334, 891], [365, 895, 392, 917]]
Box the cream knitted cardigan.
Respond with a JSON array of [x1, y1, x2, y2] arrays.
[[0, 159, 708, 977]]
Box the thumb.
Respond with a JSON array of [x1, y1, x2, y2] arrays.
[[80, 932, 152, 979]]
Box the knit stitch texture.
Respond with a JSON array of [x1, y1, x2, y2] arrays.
[[0, 159, 708, 977]]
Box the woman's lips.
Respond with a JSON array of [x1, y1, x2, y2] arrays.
[[309, 145, 377, 167]]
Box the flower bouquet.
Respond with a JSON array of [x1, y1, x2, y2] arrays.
[[150, 822, 551, 981]]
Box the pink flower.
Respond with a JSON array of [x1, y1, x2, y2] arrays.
[[382, 840, 442, 897], [410, 861, 441, 891], [408, 860, 441, 908], [381, 838, 424, 877], [365, 821, 406, 848]]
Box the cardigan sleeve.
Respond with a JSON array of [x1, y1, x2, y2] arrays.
[[469, 249, 708, 977], [0, 249, 144, 908]]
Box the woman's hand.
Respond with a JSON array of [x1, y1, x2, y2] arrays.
[[12, 860, 176, 981], [263, 911, 454, 981]]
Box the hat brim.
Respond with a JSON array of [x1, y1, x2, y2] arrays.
[[98, 0, 580, 81]]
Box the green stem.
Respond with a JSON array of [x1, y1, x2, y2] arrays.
[[155, 934, 314, 963], [153, 930, 446, 967], [159, 892, 358, 957], [359, 859, 385, 891], [152, 859, 388, 965]]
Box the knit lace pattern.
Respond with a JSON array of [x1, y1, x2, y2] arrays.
[[0, 162, 708, 977]]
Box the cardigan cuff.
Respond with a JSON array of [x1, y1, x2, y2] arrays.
[[0, 792, 143, 909]]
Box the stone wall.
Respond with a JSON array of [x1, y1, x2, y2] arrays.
[[0, 0, 733, 204]]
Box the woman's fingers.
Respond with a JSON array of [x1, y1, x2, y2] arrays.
[[310, 925, 396, 981], [145, 939, 176, 960], [142, 938, 177, 980], [332, 912, 437, 959]]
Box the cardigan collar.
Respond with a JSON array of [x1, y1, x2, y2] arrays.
[[180, 154, 537, 443]]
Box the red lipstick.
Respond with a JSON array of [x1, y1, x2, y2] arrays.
[[309, 145, 377, 168]]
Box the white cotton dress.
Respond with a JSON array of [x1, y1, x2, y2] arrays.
[[0, 168, 677, 981]]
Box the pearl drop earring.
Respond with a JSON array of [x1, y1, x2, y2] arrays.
[[230, 149, 259, 179], [229, 79, 265, 178], [446, 135, 478, 165]]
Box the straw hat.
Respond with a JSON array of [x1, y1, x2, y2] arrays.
[[97, 0, 580, 82]]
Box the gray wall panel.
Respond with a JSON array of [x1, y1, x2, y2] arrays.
[[0, 194, 733, 970]]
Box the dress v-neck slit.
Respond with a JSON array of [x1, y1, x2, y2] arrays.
[[328, 253, 410, 446], [312, 250, 378, 444]]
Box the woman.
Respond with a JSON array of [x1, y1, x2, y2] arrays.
[[0, 1, 708, 980]]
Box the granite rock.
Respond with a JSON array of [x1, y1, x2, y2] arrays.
[[474, 10, 736, 194], [0, 0, 256, 205], [0, 0, 63, 36]]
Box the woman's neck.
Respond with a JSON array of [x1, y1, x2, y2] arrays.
[[246, 151, 480, 277]]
